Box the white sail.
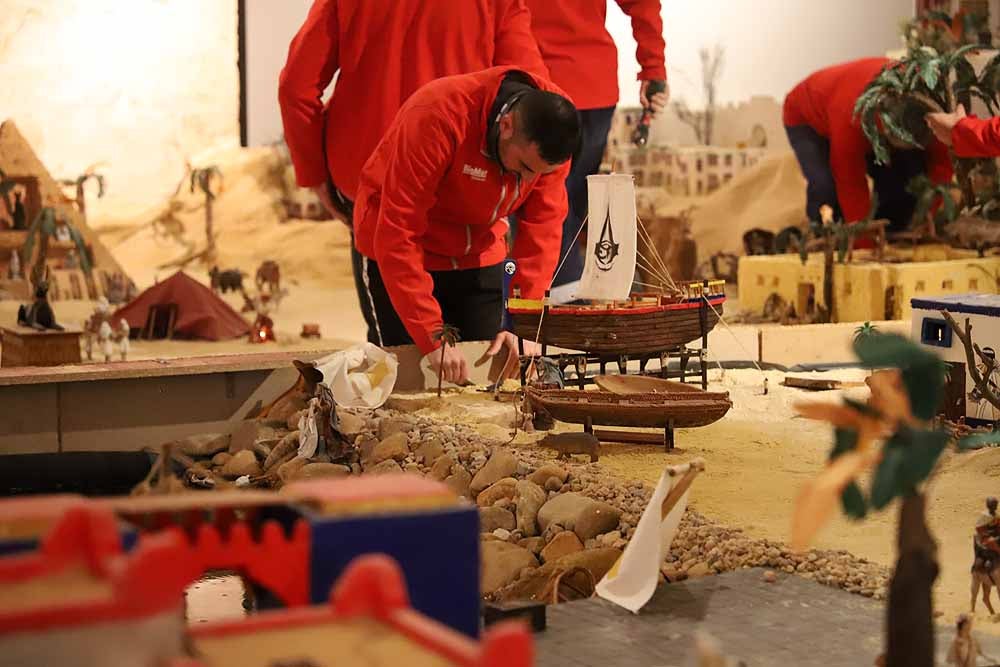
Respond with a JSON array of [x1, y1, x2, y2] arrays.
[[574, 173, 637, 301]]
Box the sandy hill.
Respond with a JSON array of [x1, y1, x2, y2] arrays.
[[649, 151, 807, 259], [93, 145, 355, 291]]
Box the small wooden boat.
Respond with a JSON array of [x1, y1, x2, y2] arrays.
[[594, 374, 705, 394], [525, 386, 731, 431]]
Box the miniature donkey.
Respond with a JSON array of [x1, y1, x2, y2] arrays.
[[17, 280, 63, 331]]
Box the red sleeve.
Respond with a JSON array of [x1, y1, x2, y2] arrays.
[[614, 0, 667, 81], [494, 0, 550, 78], [278, 0, 340, 188], [925, 138, 954, 185], [371, 107, 455, 355], [510, 163, 571, 300], [829, 121, 873, 223], [952, 115, 1000, 158]]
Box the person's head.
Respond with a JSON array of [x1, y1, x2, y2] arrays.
[[988, 496, 998, 514], [957, 613, 972, 636], [880, 99, 934, 150], [497, 89, 581, 180]]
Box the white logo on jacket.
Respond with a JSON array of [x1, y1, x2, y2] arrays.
[[462, 164, 488, 182]]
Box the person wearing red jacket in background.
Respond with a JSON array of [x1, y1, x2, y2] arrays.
[[278, 0, 548, 345], [523, 0, 668, 302], [927, 104, 1000, 157], [353, 67, 581, 385], [784, 58, 953, 233]]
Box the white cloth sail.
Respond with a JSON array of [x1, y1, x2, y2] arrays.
[[575, 173, 637, 301], [595, 460, 702, 613]]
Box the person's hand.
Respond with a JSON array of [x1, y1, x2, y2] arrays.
[[640, 79, 670, 114], [310, 184, 350, 227], [482, 331, 522, 380], [926, 104, 966, 146], [424, 343, 469, 385]]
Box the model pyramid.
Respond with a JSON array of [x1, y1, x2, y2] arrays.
[[0, 120, 131, 301]]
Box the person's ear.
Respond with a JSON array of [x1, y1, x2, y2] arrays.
[[499, 113, 515, 141]]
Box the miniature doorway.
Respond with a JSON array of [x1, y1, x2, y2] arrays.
[[141, 303, 178, 340]]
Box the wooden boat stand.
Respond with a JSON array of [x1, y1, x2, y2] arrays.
[[515, 283, 714, 452], [588, 418, 677, 452], [517, 346, 709, 392]]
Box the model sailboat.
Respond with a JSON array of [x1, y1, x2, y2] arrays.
[[507, 174, 725, 355]]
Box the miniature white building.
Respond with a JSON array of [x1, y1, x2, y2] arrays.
[[911, 293, 1000, 426], [608, 144, 765, 196]]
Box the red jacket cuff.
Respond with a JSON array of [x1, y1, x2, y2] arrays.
[[637, 66, 667, 82], [413, 332, 440, 356]]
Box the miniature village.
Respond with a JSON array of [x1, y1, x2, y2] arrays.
[[11, 1, 1000, 666]]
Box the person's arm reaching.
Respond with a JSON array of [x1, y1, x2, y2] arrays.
[[494, 0, 549, 78], [829, 122, 873, 223], [278, 0, 340, 190], [953, 114, 1000, 158], [615, 0, 668, 103], [371, 107, 454, 356], [510, 163, 571, 300]]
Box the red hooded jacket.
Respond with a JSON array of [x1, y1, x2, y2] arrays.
[[353, 67, 571, 355], [525, 0, 666, 110], [784, 57, 953, 223], [953, 115, 1000, 157], [278, 0, 548, 200]]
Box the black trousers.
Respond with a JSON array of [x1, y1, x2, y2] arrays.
[[355, 258, 505, 348], [785, 124, 927, 232]]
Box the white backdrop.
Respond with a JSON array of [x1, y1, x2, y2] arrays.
[[245, 0, 916, 146]]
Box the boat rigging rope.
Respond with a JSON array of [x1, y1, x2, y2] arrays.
[[701, 294, 769, 395], [525, 214, 589, 380]]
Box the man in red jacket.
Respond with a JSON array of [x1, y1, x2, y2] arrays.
[[524, 0, 668, 302], [784, 58, 953, 232], [278, 0, 547, 344], [353, 67, 581, 385], [927, 104, 1000, 157]]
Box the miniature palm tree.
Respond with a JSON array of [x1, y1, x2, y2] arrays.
[[190, 166, 223, 262], [22, 208, 93, 286], [793, 332, 975, 667], [853, 322, 879, 345], [432, 324, 461, 398], [855, 42, 1000, 225], [59, 163, 106, 224]]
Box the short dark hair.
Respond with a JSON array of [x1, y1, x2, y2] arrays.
[[515, 90, 581, 165], [880, 98, 933, 149]]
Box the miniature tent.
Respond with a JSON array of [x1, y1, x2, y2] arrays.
[[114, 271, 249, 340]]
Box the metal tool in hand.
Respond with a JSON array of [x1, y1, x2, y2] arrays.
[[631, 80, 667, 147]]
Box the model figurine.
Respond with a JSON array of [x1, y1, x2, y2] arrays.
[[17, 279, 62, 331], [947, 615, 991, 667], [8, 249, 20, 279], [971, 497, 1000, 613]]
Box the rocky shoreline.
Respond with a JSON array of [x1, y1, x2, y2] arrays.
[[170, 399, 889, 604]]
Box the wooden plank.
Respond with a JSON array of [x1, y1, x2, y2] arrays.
[[0, 383, 59, 454], [593, 428, 664, 445], [782, 376, 866, 391], [59, 368, 296, 453], [0, 348, 339, 386]]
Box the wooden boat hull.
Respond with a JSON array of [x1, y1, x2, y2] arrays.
[[525, 387, 731, 429], [509, 297, 724, 355]]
